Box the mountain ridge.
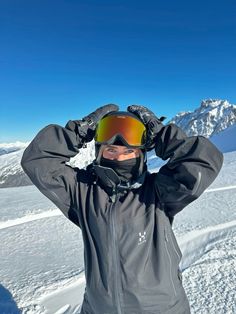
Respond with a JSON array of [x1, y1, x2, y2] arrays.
[[168, 99, 236, 138]]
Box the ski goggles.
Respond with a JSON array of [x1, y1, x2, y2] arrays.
[[94, 114, 147, 148]]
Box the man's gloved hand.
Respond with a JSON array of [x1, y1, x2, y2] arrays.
[[65, 104, 119, 144], [127, 105, 166, 151]]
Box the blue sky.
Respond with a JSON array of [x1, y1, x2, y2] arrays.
[[0, 0, 236, 142]]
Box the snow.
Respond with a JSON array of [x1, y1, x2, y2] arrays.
[[0, 149, 32, 187], [0, 148, 236, 314], [210, 123, 236, 153], [179, 219, 236, 271], [0, 141, 95, 188]]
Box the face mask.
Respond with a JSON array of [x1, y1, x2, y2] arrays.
[[100, 156, 141, 183]]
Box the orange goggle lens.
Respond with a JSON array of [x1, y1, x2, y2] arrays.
[[94, 115, 147, 147]]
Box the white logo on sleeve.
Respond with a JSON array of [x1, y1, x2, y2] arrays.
[[138, 231, 147, 245]]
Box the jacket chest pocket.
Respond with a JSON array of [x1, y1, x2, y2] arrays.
[[119, 207, 154, 250]]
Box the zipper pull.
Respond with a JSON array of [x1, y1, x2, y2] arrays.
[[110, 187, 117, 203], [110, 194, 116, 203], [164, 227, 169, 242]]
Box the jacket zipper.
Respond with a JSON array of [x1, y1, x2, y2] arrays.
[[110, 189, 123, 314], [164, 227, 177, 296], [169, 230, 181, 261]]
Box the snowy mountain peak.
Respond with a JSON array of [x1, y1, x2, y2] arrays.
[[169, 99, 236, 138], [200, 99, 229, 109]]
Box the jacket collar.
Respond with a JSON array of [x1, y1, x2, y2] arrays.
[[91, 162, 148, 194]]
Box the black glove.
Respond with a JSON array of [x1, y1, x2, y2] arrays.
[[66, 104, 119, 144], [127, 105, 166, 151]]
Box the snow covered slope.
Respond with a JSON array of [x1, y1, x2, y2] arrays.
[[0, 149, 32, 187], [169, 99, 236, 137], [0, 150, 235, 314], [210, 123, 236, 153], [0, 141, 29, 156], [0, 141, 95, 188]]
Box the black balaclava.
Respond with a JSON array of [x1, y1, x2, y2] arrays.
[[100, 155, 141, 183]]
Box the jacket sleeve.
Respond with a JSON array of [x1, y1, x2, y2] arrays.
[[20, 121, 89, 228], [153, 123, 224, 218]]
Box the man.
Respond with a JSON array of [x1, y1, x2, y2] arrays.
[[21, 104, 223, 314]]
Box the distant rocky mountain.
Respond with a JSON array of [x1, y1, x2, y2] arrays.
[[169, 99, 236, 138]]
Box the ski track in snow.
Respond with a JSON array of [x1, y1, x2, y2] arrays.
[[38, 276, 86, 314], [178, 219, 236, 271], [0, 210, 62, 230], [204, 185, 236, 193], [1, 185, 236, 231]]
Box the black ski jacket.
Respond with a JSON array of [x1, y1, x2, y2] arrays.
[[21, 122, 223, 314]]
